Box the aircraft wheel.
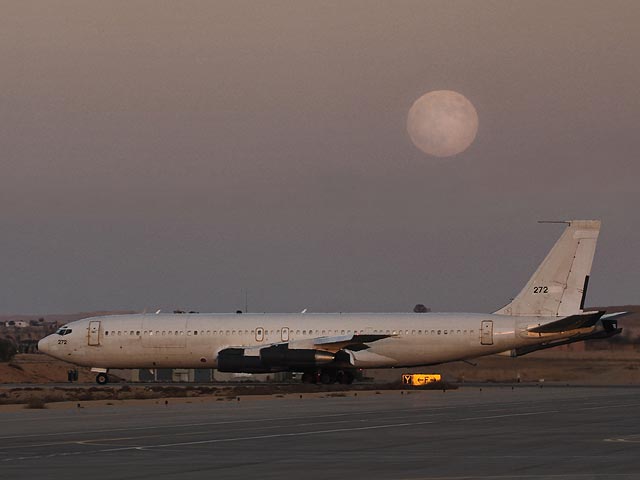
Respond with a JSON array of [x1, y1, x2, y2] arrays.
[[320, 371, 335, 384], [338, 370, 355, 385], [96, 373, 109, 385], [301, 372, 315, 384]]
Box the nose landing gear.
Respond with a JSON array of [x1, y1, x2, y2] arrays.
[[91, 368, 110, 385]]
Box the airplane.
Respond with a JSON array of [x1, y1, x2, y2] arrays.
[[38, 220, 624, 385]]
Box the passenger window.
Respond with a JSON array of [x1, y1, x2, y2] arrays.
[[162, 331, 166, 336], [194, 331, 198, 336], [418, 330, 422, 334], [444, 330, 448, 334], [322, 330, 326, 334], [431, 330, 435, 334], [457, 330, 461, 334], [168, 331, 173, 336], [303, 330, 306, 335], [136, 331, 140, 336], [437, 330, 441, 335], [187, 331, 191, 336], [105, 331, 109, 336], [118, 331, 122, 336]]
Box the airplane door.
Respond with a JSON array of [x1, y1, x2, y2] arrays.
[[88, 321, 101, 346], [480, 320, 493, 345], [255, 327, 264, 342], [281, 327, 289, 342]]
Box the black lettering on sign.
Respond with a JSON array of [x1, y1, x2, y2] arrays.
[[533, 286, 549, 294]]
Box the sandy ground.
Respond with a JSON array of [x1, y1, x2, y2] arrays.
[[4, 348, 640, 386], [370, 348, 640, 384], [1, 348, 639, 410]]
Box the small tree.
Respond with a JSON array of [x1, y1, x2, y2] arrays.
[[0, 338, 17, 362], [413, 304, 431, 313]]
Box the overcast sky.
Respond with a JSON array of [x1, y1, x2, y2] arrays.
[[1, 1, 638, 314]]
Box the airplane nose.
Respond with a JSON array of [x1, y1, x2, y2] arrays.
[[38, 336, 50, 354]]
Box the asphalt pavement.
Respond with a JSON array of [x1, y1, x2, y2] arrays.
[[1, 386, 639, 479]]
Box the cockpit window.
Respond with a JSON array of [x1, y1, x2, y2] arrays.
[[55, 327, 73, 336]]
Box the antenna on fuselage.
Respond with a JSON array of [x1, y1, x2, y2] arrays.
[[240, 288, 249, 313]]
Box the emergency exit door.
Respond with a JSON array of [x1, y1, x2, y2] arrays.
[[88, 321, 101, 346], [480, 320, 493, 345]]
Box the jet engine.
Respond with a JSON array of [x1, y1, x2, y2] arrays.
[[217, 344, 336, 373]]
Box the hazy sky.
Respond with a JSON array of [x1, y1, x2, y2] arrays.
[[1, 1, 639, 314]]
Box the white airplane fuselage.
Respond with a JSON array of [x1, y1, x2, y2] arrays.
[[38, 312, 566, 370]]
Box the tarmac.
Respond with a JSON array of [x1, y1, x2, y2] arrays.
[[1, 385, 639, 479]]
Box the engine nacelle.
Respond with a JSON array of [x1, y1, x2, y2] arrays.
[[217, 345, 336, 373], [217, 348, 274, 373], [260, 344, 335, 367]]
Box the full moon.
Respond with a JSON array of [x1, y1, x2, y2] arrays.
[[407, 90, 478, 157]]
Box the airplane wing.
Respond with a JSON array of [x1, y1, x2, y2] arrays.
[[308, 333, 394, 352], [230, 333, 394, 355], [217, 333, 395, 372]]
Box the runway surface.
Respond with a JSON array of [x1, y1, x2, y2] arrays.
[[1, 386, 639, 479]]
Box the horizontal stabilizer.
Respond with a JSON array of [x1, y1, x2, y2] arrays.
[[601, 311, 631, 322], [527, 310, 604, 334]]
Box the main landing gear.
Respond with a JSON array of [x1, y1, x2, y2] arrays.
[[93, 371, 109, 385], [301, 369, 355, 385]]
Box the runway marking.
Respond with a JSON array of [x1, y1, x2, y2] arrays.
[[2, 395, 638, 462], [575, 403, 640, 411], [453, 411, 559, 421], [0, 408, 395, 441], [604, 433, 640, 443], [96, 410, 558, 452], [0, 399, 548, 441], [0, 412, 453, 451], [402, 475, 639, 479]]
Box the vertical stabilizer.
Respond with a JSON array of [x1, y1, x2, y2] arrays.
[[495, 220, 600, 317]]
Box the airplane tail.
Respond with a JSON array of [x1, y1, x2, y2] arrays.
[[494, 220, 601, 317]]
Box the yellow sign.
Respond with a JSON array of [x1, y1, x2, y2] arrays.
[[402, 373, 442, 386]]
